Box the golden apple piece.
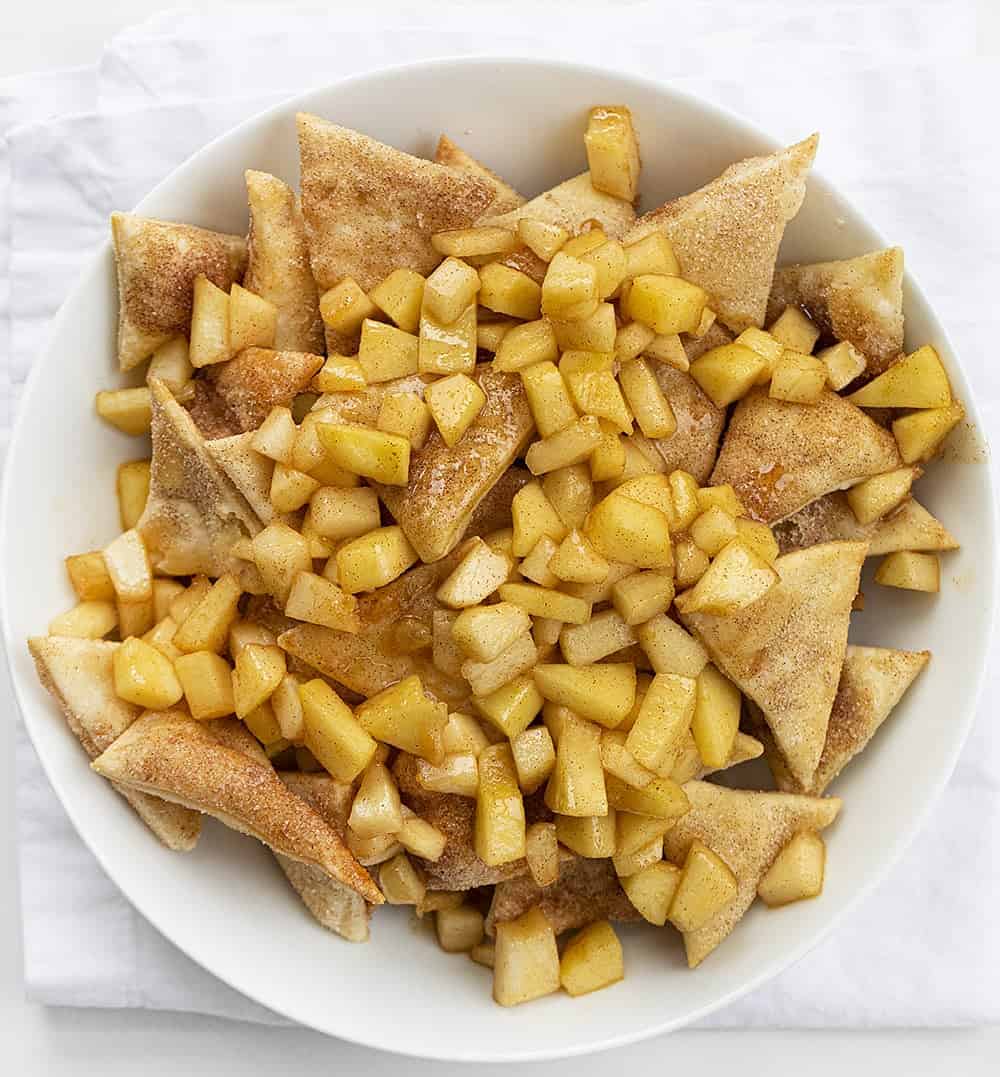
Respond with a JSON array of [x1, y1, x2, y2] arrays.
[[116, 460, 151, 530], [270, 462, 320, 512], [892, 402, 965, 463], [442, 711, 492, 756], [356, 318, 420, 383], [533, 662, 636, 728], [621, 861, 681, 926], [589, 422, 626, 482], [757, 830, 826, 907], [350, 827, 403, 868], [770, 350, 827, 404], [625, 673, 697, 771], [435, 903, 485, 953], [229, 282, 278, 352], [542, 464, 594, 531], [519, 535, 560, 587], [846, 467, 918, 525], [493, 318, 559, 373], [558, 610, 636, 667], [251, 522, 311, 605], [475, 742, 527, 866], [319, 277, 378, 340], [65, 551, 116, 602], [516, 218, 568, 261], [579, 242, 626, 301], [112, 636, 183, 710], [308, 486, 380, 542], [271, 673, 305, 741], [312, 355, 367, 393], [525, 821, 560, 887], [612, 835, 662, 878], [478, 262, 542, 320], [174, 650, 235, 719], [470, 940, 496, 968], [356, 674, 447, 763], [380, 852, 426, 905], [600, 729, 655, 789], [618, 357, 676, 438], [423, 256, 481, 326], [414, 752, 480, 797], [691, 664, 741, 769], [511, 726, 557, 795], [424, 372, 487, 447], [511, 479, 568, 557], [232, 642, 286, 718], [189, 275, 232, 367], [849, 345, 951, 409], [493, 906, 560, 1007], [767, 305, 819, 353], [525, 415, 603, 475], [614, 321, 656, 364], [665, 469, 700, 530], [689, 342, 767, 407], [611, 569, 674, 626], [375, 390, 432, 450], [556, 810, 617, 858], [251, 405, 297, 464], [734, 518, 779, 564], [436, 537, 511, 608], [615, 812, 672, 857], [368, 267, 425, 333], [168, 576, 210, 623], [675, 539, 779, 616], [462, 631, 538, 697], [551, 302, 617, 353], [418, 301, 477, 374], [817, 340, 866, 390], [316, 423, 410, 485], [544, 713, 607, 816], [348, 762, 403, 839], [474, 674, 544, 739], [432, 608, 466, 678], [146, 336, 193, 396], [668, 840, 738, 932], [452, 602, 532, 662], [733, 326, 785, 385], [520, 359, 579, 438], [549, 529, 609, 585], [689, 506, 739, 557], [300, 678, 377, 781], [636, 614, 708, 678], [605, 773, 689, 821], [623, 232, 680, 279], [102, 528, 153, 604], [226, 617, 276, 657], [560, 351, 631, 434], [624, 274, 707, 335], [585, 104, 640, 201], [432, 225, 517, 259], [585, 490, 672, 569], [95, 387, 152, 436], [873, 550, 940, 592], [540, 251, 599, 321], [49, 600, 117, 640], [498, 582, 591, 625], [284, 571, 360, 633]]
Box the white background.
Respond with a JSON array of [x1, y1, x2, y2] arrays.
[[1, 1, 998, 1073]]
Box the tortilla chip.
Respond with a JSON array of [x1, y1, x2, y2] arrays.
[[484, 172, 634, 238], [648, 365, 725, 483], [435, 135, 525, 216]]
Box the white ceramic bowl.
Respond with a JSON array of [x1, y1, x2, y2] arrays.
[[2, 58, 995, 1062]]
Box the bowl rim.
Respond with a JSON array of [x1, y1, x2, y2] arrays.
[[2, 54, 996, 1061]]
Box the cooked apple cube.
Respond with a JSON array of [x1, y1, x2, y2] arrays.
[[424, 372, 486, 447], [621, 861, 681, 926], [669, 840, 738, 932], [414, 752, 480, 798], [520, 359, 579, 438], [517, 218, 568, 262], [755, 830, 827, 908], [525, 821, 560, 887], [173, 650, 235, 720], [558, 228, 606, 258], [229, 282, 277, 352], [510, 480, 568, 557], [436, 537, 511, 608], [317, 423, 410, 485], [348, 762, 404, 839], [614, 321, 656, 364], [694, 486, 744, 521], [372, 392, 430, 452], [734, 518, 779, 565], [300, 678, 377, 781], [319, 277, 378, 338], [251, 405, 297, 464], [473, 674, 544, 740], [475, 742, 526, 866], [356, 318, 419, 383], [477, 262, 541, 320], [636, 614, 708, 678], [102, 529, 152, 604], [675, 539, 779, 617], [605, 773, 688, 820], [422, 257, 481, 325], [431, 608, 465, 678], [146, 336, 193, 395], [874, 550, 940, 592], [850, 344, 952, 409], [600, 729, 654, 789], [498, 582, 590, 625], [663, 469, 698, 530], [349, 827, 403, 867], [49, 600, 117, 639], [673, 538, 710, 588], [618, 357, 676, 439], [589, 422, 626, 481], [770, 350, 827, 404], [892, 402, 964, 463], [355, 674, 446, 762], [625, 672, 697, 771], [463, 631, 538, 697], [469, 940, 496, 968], [734, 326, 785, 385], [493, 906, 560, 1007], [611, 570, 674, 626], [817, 340, 866, 390], [525, 415, 603, 476], [369, 267, 425, 333], [689, 507, 739, 558], [517, 536, 558, 587], [585, 490, 672, 569], [189, 275, 231, 367], [232, 643, 286, 718], [558, 610, 636, 667], [452, 602, 531, 662], [551, 303, 617, 353], [312, 354, 366, 393], [689, 342, 768, 407], [548, 529, 609, 586], [116, 459, 151, 531], [580, 242, 627, 301], [846, 467, 918, 525], [493, 318, 558, 373], [690, 664, 741, 768], [615, 813, 671, 859], [250, 523, 311, 605], [623, 232, 680, 279], [419, 303, 477, 376], [112, 635, 183, 709], [533, 662, 635, 729], [768, 306, 819, 353], [380, 852, 426, 906], [432, 902, 484, 954], [271, 673, 305, 741], [308, 486, 380, 543], [432, 224, 518, 259], [283, 571, 359, 633], [540, 252, 599, 321], [511, 725, 557, 795], [560, 352, 631, 434], [615, 474, 674, 520], [541, 465, 593, 532], [544, 713, 607, 816], [612, 834, 663, 878], [624, 274, 707, 335], [167, 576, 211, 624], [556, 810, 617, 859], [270, 462, 320, 513], [96, 386, 154, 439], [584, 104, 640, 200], [442, 712, 491, 756], [65, 551, 115, 602]]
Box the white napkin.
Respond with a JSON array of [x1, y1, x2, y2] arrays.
[[6, 2, 1000, 1030]]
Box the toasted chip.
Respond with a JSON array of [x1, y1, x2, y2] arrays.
[[435, 135, 525, 216], [484, 173, 634, 239], [647, 365, 725, 483]]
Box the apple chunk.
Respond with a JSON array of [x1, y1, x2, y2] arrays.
[[674, 540, 778, 617], [873, 550, 940, 592], [668, 840, 737, 932], [758, 831, 826, 907]]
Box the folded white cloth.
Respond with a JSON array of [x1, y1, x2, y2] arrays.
[[6, 1, 1000, 1031]]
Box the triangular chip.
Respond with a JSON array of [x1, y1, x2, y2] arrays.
[[28, 636, 200, 851], [435, 135, 525, 216], [649, 364, 725, 483], [275, 771, 371, 942], [774, 492, 959, 556], [757, 645, 929, 796], [374, 364, 535, 562], [462, 465, 532, 540], [483, 172, 635, 239], [487, 855, 640, 937], [138, 379, 263, 587], [91, 710, 382, 904], [244, 170, 325, 354], [671, 730, 765, 783], [205, 432, 278, 524], [767, 247, 904, 377], [680, 541, 867, 788], [710, 388, 901, 524], [663, 781, 841, 966], [111, 212, 246, 371], [187, 347, 324, 439], [625, 136, 818, 332]]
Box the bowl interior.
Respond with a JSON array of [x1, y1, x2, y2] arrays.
[[2, 58, 994, 1062]]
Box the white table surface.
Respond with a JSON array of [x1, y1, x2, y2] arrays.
[[1, 2, 998, 1072]]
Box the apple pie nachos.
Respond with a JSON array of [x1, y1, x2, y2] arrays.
[[32, 103, 964, 1006]]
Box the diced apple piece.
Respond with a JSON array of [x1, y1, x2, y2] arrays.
[[300, 678, 378, 781], [493, 318, 558, 373], [690, 664, 741, 768], [232, 642, 286, 718], [283, 571, 359, 632], [770, 350, 827, 404], [735, 326, 785, 386], [424, 372, 486, 447], [498, 582, 590, 625], [463, 631, 538, 697], [432, 608, 465, 678], [767, 306, 819, 353], [541, 465, 593, 531], [817, 340, 865, 390], [336, 525, 418, 594], [675, 540, 779, 616], [525, 821, 560, 887], [525, 414, 603, 475], [422, 258, 481, 324], [452, 602, 531, 662], [65, 551, 115, 602], [356, 675, 447, 763], [548, 529, 609, 585], [174, 650, 235, 720], [146, 336, 193, 395], [167, 576, 210, 624], [380, 852, 426, 905], [734, 518, 779, 564], [665, 470, 699, 531], [614, 322, 656, 365], [251, 405, 297, 464], [625, 673, 696, 771], [49, 600, 117, 639], [585, 490, 672, 569], [270, 463, 320, 512], [541, 252, 599, 321], [308, 486, 380, 542], [520, 360, 579, 437], [757, 830, 826, 907], [544, 713, 607, 816], [375, 390, 432, 450], [519, 536, 560, 587], [271, 673, 305, 741], [432, 225, 518, 260], [470, 940, 496, 968], [348, 762, 404, 839], [474, 674, 544, 739], [605, 774, 689, 821], [356, 318, 419, 382], [313, 354, 366, 393], [589, 421, 626, 481], [616, 812, 672, 857], [624, 274, 707, 335], [493, 906, 560, 1007], [511, 480, 568, 557], [249, 522, 309, 604], [350, 828, 403, 868], [674, 538, 710, 588], [669, 840, 738, 932], [621, 861, 681, 926], [611, 569, 674, 626], [689, 507, 739, 558], [419, 303, 477, 376], [442, 712, 491, 756], [585, 104, 640, 200], [189, 275, 231, 367], [112, 635, 183, 709], [475, 742, 526, 866], [580, 243, 627, 301], [635, 614, 708, 678], [874, 550, 940, 592], [556, 810, 617, 858], [695, 485, 744, 520], [533, 662, 635, 729], [317, 423, 409, 485], [103, 528, 153, 605], [562, 228, 608, 259], [689, 343, 767, 407], [116, 460, 151, 530], [517, 218, 568, 261], [551, 303, 617, 353], [229, 283, 277, 351], [437, 537, 511, 608], [892, 403, 964, 463], [319, 277, 377, 337], [600, 730, 654, 788], [415, 753, 480, 797], [623, 232, 680, 279], [434, 903, 485, 953], [618, 357, 676, 438], [846, 467, 918, 525], [849, 345, 952, 408], [612, 835, 663, 878], [369, 268, 425, 333], [478, 262, 542, 320], [561, 351, 631, 434], [558, 609, 635, 666], [511, 725, 557, 795]]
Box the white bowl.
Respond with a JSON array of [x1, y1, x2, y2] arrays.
[[2, 58, 995, 1061]]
